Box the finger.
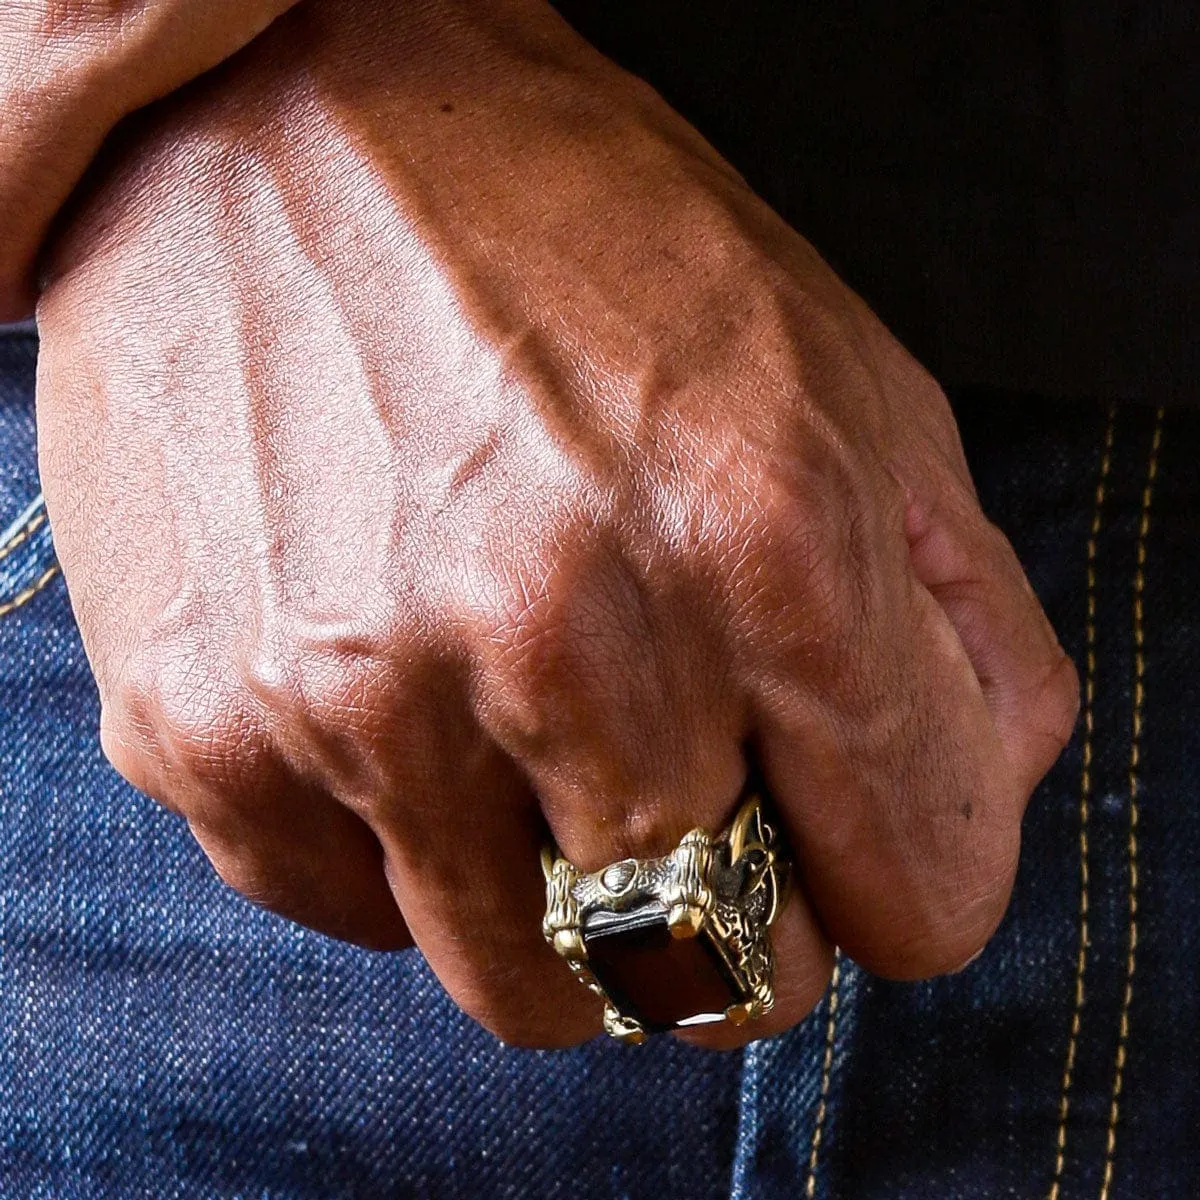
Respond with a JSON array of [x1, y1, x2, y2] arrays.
[[472, 533, 833, 1045], [474, 529, 750, 867], [900, 475, 1080, 795], [734, 470, 1027, 980], [327, 654, 602, 1049], [99, 691, 412, 951], [673, 893, 834, 1051], [186, 789, 412, 952]]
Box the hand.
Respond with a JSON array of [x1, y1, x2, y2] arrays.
[[35, 0, 1078, 1047]]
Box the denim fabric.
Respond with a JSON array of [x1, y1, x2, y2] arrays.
[[0, 321, 1197, 1198]]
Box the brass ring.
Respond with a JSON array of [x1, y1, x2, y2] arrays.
[[541, 788, 791, 1044]]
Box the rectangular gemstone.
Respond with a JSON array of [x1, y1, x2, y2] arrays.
[[582, 903, 743, 1032]]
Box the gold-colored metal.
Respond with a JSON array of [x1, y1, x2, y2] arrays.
[[603, 1008, 649, 1045], [724, 1000, 757, 1026], [667, 904, 705, 938], [542, 787, 790, 1042]]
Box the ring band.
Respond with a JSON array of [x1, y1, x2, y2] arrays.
[[541, 788, 790, 1044]]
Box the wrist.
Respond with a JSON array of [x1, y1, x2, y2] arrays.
[[0, 0, 298, 320]]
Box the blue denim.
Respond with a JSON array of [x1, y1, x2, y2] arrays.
[[0, 320, 1196, 1197]]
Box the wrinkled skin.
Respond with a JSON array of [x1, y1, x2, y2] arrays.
[[35, 0, 1078, 1047]]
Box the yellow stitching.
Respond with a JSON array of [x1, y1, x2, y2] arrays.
[[805, 952, 842, 1199], [0, 563, 59, 620], [1098, 407, 1162, 1200], [1048, 404, 1115, 1200], [0, 509, 46, 566]]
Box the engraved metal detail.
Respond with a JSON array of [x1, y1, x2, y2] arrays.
[[542, 791, 790, 1043]]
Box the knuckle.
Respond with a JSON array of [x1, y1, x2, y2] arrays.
[[98, 684, 160, 795], [492, 585, 570, 707], [107, 644, 269, 800], [202, 842, 278, 908], [245, 637, 351, 732], [718, 440, 877, 651], [159, 687, 267, 792], [757, 464, 849, 584], [478, 531, 635, 750], [998, 641, 1080, 790], [933, 873, 1014, 974]]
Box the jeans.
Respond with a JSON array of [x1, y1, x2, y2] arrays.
[[0, 320, 1196, 1197]]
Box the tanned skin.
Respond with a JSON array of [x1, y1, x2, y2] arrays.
[[24, 0, 1077, 1047]]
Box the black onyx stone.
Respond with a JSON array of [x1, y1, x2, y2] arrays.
[[582, 904, 743, 1032]]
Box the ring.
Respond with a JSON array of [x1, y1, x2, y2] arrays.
[[541, 787, 790, 1044]]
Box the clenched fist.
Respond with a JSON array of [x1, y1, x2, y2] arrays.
[[34, 0, 1077, 1047]]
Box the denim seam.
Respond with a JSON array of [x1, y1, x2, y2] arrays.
[[803, 951, 842, 1198], [0, 493, 46, 551], [1049, 403, 1116, 1200], [0, 562, 59, 620], [0, 508, 47, 566], [1098, 407, 1164, 1200], [730, 1042, 762, 1200]]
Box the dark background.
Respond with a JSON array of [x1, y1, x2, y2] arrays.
[[554, 1, 1200, 408]]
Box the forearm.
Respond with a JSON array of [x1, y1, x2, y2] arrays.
[[0, 0, 299, 319]]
